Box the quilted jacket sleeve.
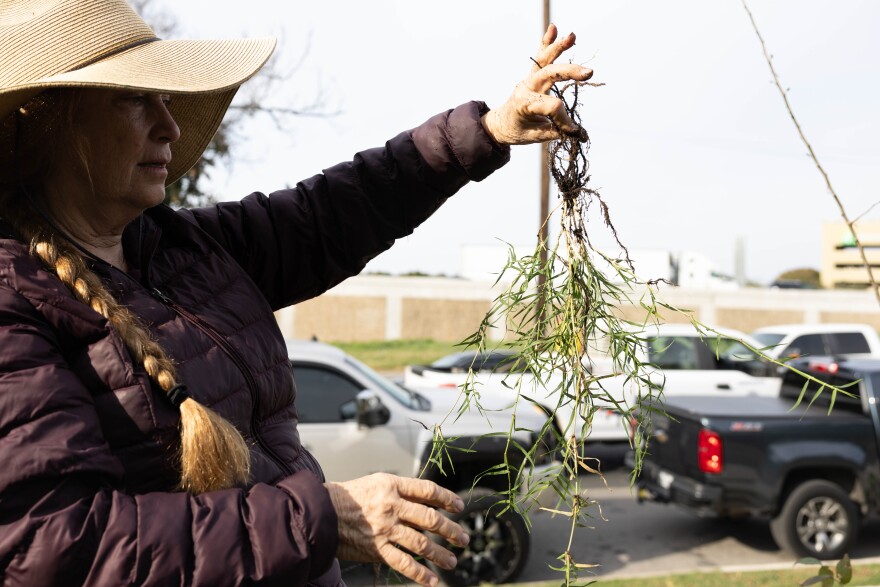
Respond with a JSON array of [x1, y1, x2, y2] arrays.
[[0, 280, 337, 587], [180, 101, 510, 309]]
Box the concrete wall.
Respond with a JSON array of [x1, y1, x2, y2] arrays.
[[274, 275, 880, 342]]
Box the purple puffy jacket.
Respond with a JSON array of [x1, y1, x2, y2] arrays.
[[0, 102, 509, 586]]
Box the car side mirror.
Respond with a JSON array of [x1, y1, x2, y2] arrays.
[[356, 390, 390, 428]]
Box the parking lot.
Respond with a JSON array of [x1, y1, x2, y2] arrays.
[[341, 444, 880, 585]]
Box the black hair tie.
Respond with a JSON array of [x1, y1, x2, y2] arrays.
[[166, 384, 190, 407]]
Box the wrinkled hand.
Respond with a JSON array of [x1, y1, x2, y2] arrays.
[[325, 473, 469, 587], [481, 24, 593, 145]]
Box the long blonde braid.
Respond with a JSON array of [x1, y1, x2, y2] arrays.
[[10, 206, 252, 493], [4, 89, 251, 493]]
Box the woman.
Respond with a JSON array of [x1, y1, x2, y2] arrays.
[[0, 1, 591, 586]]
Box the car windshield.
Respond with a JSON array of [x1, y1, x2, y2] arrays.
[[430, 350, 519, 372], [753, 332, 785, 349], [344, 354, 418, 409], [430, 351, 474, 369]]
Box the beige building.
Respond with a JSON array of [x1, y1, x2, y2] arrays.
[[822, 221, 880, 289], [275, 275, 880, 343]]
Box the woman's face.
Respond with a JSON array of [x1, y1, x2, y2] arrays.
[[51, 88, 181, 222]]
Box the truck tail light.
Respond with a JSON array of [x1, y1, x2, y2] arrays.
[[808, 360, 839, 375], [698, 429, 723, 474]]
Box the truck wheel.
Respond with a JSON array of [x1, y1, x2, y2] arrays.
[[770, 480, 859, 560], [432, 488, 529, 587]]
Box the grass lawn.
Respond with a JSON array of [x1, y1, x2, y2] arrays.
[[526, 562, 880, 587], [330, 339, 466, 372]]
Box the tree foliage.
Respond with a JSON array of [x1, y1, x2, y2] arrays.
[[775, 267, 821, 288]]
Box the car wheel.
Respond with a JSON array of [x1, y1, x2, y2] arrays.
[[770, 479, 859, 560], [432, 488, 530, 587]]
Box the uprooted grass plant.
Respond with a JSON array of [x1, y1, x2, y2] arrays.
[[421, 72, 858, 586], [421, 76, 678, 584]]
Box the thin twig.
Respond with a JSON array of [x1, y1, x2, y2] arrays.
[[853, 200, 880, 225], [741, 0, 880, 305]]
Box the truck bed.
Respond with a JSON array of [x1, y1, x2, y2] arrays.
[[659, 395, 866, 421]]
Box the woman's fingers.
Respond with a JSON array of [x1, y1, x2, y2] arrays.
[[378, 542, 439, 587], [391, 525, 459, 570], [397, 498, 469, 547], [533, 24, 576, 71], [532, 24, 558, 71], [482, 26, 591, 146], [541, 23, 558, 50], [528, 63, 593, 94], [326, 473, 468, 583], [523, 93, 582, 137], [395, 476, 464, 513], [378, 525, 459, 587]]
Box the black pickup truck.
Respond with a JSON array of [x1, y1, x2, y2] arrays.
[[630, 357, 880, 560]]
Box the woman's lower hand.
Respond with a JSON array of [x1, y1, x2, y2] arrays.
[[482, 23, 593, 145], [325, 473, 469, 587]]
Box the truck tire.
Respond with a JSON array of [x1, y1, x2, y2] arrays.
[[769, 479, 859, 560], [432, 488, 530, 587]]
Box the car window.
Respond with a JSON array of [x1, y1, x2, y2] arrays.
[[430, 350, 520, 372], [753, 332, 785, 350], [703, 337, 774, 376], [431, 352, 473, 369], [830, 332, 871, 354], [785, 334, 826, 358], [479, 351, 520, 372], [647, 336, 700, 370], [344, 354, 418, 408], [291, 363, 363, 423], [712, 338, 758, 362]]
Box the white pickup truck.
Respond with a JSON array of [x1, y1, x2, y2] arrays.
[[287, 340, 553, 587], [601, 323, 782, 399], [751, 322, 880, 360], [403, 324, 783, 446]]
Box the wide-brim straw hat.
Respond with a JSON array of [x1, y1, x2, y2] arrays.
[[0, 0, 276, 186]]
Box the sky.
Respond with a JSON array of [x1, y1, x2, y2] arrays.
[[155, 0, 880, 285]]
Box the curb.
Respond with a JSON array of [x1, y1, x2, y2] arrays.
[[510, 556, 880, 586]]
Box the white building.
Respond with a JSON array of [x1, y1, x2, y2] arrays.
[[460, 244, 736, 290]]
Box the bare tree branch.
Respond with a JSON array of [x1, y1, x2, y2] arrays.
[[853, 200, 880, 225], [127, 0, 339, 208], [741, 0, 880, 305]]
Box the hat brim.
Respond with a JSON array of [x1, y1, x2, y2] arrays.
[[0, 37, 276, 186]]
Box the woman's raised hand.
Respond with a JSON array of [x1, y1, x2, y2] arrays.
[[325, 473, 469, 587], [481, 24, 593, 145]]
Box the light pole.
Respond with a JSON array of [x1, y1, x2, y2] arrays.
[[538, 0, 551, 322]]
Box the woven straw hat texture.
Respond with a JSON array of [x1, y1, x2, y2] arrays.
[[0, 0, 276, 185]]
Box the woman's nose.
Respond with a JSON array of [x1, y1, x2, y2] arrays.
[[153, 96, 181, 144]]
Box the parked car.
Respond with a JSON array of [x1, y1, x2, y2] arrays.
[[751, 323, 880, 360], [287, 340, 553, 586], [405, 350, 630, 444], [630, 356, 880, 560], [406, 349, 526, 389]]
